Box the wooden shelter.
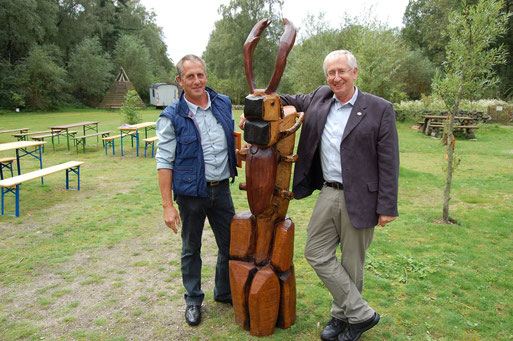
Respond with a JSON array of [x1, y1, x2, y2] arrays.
[[98, 67, 146, 110]]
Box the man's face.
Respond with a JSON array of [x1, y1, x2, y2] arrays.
[[177, 60, 207, 103], [325, 55, 358, 103]]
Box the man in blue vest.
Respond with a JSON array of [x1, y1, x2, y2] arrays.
[[156, 54, 238, 326]]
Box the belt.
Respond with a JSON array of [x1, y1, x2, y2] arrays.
[[325, 181, 344, 190], [207, 179, 228, 187]]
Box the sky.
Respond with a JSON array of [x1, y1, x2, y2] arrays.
[[139, 0, 410, 64]]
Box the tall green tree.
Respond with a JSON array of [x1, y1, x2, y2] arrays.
[[68, 37, 114, 106], [14, 44, 69, 110], [203, 0, 284, 103], [113, 34, 154, 101], [0, 0, 50, 64], [432, 0, 509, 223], [402, 0, 464, 65], [284, 15, 423, 103], [281, 14, 339, 94], [0, 0, 173, 109]]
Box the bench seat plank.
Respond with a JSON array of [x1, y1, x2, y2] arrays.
[[143, 136, 159, 157], [72, 131, 111, 140], [0, 161, 84, 188]]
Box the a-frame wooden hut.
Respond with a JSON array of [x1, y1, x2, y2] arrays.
[[98, 67, 146, 110]]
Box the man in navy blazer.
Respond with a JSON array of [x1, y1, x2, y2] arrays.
[[280, 50, 399, 341]]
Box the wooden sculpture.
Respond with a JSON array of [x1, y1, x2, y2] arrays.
[[229, 18, 304, 337]]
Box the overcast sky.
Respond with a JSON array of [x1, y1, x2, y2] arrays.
[[139, 0, 410, 63]]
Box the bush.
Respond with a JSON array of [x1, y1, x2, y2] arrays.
[[120, 90, 142, 124]]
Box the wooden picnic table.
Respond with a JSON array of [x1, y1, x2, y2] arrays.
[[50, 121, 100, 151], [420, 115, 478, 138], [0, 141, 46, 179], [118, 122, 156, 157]]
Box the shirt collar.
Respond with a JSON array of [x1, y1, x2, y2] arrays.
[[333, 87, 359, 108], [184, 91, 211, 116]]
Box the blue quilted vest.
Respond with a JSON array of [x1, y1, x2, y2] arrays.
[[160, 87, 237, 197]]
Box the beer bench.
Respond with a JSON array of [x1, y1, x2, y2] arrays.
[[0, 157, 16, 180], [0, 161, 84, 217], [31, 131, 78, 152], [72, 131, 111, 153], [13, 130, 52, 141], [102, 132, 136, 155], [143, 136, 158, 158]]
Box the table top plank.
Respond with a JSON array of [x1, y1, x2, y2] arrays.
[[422, 115, 474, 120], [0, 141, 47, 152], [118, 122, 156, 131], [0, 128, 30, 134], [50, 121, 100, 130]]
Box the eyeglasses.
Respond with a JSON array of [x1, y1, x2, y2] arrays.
[[326, 69, 352, 79]]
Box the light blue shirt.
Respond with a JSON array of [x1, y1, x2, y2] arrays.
[[320, 87, 359, 183], [156, 92, 230, 181]]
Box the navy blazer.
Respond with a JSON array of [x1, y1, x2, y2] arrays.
[[281, 86, 399, 228]]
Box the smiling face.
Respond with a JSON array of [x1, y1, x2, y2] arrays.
[[177, 60, 208, 106], [325, 55, 358, 104]]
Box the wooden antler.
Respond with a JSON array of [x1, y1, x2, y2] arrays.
[[244, 18, 271, 94], [265, 18, 296, 94]]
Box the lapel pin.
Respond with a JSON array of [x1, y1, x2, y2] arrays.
[[357, 112, 362, 116]]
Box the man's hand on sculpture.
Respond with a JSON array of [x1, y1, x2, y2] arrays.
[[377, 214, 396, 227], [239, 113, 247, 130], [163, 205, 181, 234]]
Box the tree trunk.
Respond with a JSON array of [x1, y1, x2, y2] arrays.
[[442, 84, 463, 223]]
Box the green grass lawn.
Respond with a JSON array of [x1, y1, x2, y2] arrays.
[[0, 109, 512, 340]]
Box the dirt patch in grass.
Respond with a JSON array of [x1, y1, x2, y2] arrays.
[[0, 221, 227, 340]]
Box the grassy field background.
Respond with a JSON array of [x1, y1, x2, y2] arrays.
[[0, 108, 512, 340]]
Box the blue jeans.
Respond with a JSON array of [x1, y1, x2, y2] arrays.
[[176, 180, 235, 305]]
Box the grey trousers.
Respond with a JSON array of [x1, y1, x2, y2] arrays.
[[304, 185, 375, 323]]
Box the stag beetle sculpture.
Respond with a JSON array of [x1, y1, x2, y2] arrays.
[[228, 18, 304, 337]]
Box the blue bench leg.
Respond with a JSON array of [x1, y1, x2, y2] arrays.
[[0, 161, 14, 180], [1, 185, 20, 217], [66, 166, 81, 190], [152, 142, 155, 157]]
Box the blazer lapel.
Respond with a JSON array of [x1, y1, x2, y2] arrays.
[[316, 93, 335, 138], [342, 92, 367, 142]]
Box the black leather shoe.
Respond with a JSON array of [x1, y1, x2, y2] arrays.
[[339, 312, 380, 341], [214, 297, 233, 305], [321, 316, 348, 341], [185, 305, 201, 326]]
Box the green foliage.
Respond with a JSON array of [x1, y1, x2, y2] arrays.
[[402, 0, 466, 65], [114, 35, 155, 102], [203, 0, 284, 104], [283, 14, 426, 103], [120, 90, 142, 124], [68, 37, 114, 106], [433, 0, 509, 110], [0, 0, 174, 109], [14, 44, 70, 110], [402, 0, 513, 100]]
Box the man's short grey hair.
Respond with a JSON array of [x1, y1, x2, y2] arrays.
[[176, 54, 207, 78], [323, 50, 358, 75]]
